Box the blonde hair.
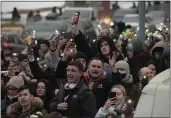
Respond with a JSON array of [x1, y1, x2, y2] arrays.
[[110, 84, 126, 96]]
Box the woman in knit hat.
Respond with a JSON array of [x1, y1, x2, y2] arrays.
[[1, 76, 24, 115], [95, 85, 134, 118]]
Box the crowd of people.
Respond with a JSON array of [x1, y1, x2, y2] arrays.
[[1, 12, 170, 118]]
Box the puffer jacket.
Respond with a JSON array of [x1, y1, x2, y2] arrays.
[[6, 97, 48, 118]]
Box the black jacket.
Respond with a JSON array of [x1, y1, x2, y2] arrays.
[[29, 59, 69, 88], [50, 80, 97, 118], [90, 76, 113, 110], [1, 96, 18, 115]]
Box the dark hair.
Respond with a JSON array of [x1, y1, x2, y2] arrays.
[[68, 60, 84, 72], [18, 85, 34, 95], [106, 113, 118, 118], [88, 57, 104, 65], [36, 79, 54, 99]]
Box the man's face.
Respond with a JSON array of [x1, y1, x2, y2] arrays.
[[18, 89, 33, 106], [100, 41, 110, 56], [139, 67, 154, 82], [88, 59, 104, 78], [76, 58, 86, 71], [66, 65, 81, 83], [20, 59, 29, 68], [40, 44, 49, 53], [36, 82, 46, 97]]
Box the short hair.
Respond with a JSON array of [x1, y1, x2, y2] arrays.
[[18, 85, 33, 95], [88, 57, 104, 65]]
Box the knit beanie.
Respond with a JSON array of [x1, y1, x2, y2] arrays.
[[18, 54, 28, 62], [73, 52, 88, 62], [68, 60, 84, 72], [6, 76, 24, 89], [40, 40, 50, 47]]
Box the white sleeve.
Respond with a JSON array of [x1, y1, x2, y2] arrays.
[[95, 107, 108, 118]]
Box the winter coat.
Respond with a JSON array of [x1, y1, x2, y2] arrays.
[[1, 96, 18, 115], [50, 79, 97, 118], [88, 74, 113, 110], [95, 97, 134, 118], [6, 97, 48, 118]]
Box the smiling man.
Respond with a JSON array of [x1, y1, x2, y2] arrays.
[[50, 60, 97, 118]]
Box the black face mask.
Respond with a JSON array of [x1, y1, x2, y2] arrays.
[[117, 72, 127, 80]]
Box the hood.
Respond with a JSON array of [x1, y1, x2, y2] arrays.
[[6, 97, 43, 115], [97, 36, 116, 57], [115, 61, 130, 74], [151, 41, 167, 56]]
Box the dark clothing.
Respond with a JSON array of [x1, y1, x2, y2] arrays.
[[90, 75, 113, 110], [127, 51, 152, 83], [50, 80, 97, 118], [1, 96, 18, 115], [29, 59, 68, 88]]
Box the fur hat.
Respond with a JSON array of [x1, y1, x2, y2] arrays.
[[6, 76, 24, 89]]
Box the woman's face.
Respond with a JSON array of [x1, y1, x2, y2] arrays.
[[111, 88, 125, 105], [36, 82, 46, 97], [148, 64, 156, 76]]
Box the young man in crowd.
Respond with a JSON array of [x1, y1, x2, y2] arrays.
[[6, 85, 48, 118], [50, 60, 97, 118]]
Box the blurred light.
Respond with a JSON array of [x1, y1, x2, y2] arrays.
[[98, 25, 101, 28], [119, 34, 123, 38], [147, 38, 150, 40], [62, 32, 65, 34], [128, 39, 131, 42], [137, 27, 139, 31], [103, 17, 111, 25], [35, 40, 37, 45], [113, 39, 116, 42], [166, 28, 169, 31], [134, 34, 137, 37], [37, 58, 40, 61], [55, 30, 59, 35], [70, 49, 73, 52], [128, 99, 132, 104], [70, 39, 73, 42], [155, 31, 158, 34], [32, 30, 36, 39], [110, 22, 114, 26], [12, 53, 17, 56], [109, 28, 112, 31], [145, 29, 149, 32], [44, 64, 47, 67], [160, 23, 163, 26], [74, 45, 76, 48], [93, 39, 96, 42]]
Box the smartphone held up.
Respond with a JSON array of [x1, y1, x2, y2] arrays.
[[72, 11, 80, 25]]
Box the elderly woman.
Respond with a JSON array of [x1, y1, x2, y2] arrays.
[[95, 85, 134, 118]]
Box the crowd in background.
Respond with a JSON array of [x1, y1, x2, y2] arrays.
[[1, 6, 170, 118]]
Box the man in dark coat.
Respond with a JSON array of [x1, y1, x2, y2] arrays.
[[50, 60, 97, 118]]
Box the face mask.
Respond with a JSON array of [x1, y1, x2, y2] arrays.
[[117, 69, 127, 80]]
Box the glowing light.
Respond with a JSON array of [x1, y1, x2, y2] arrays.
[[37, 58, 40, 61], [113, 39, 116, 42], [160, 23, 163, 26], [98, 25, 101, 28], [110, 22, 114, 26], [166, 28, 168, 31], [128, 100, 132, 104], [70, 39, 73, 42], [134, 34, 137, 37], [93, 39, 96, 42], [128, 39, 131, 42], [137, 27, 139, 31]]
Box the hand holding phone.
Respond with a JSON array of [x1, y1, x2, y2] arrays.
[[72, 12, 80, 25]]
